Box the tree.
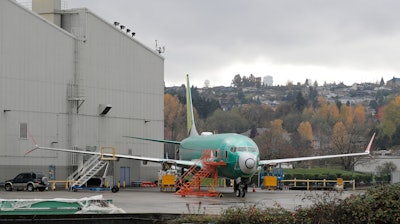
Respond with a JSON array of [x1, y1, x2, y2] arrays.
[[308, 87, 318, 103], [254, 119, 292, 160], [164, 94, 185, 141], [369, 100, 379, 111], [331, 122, 353, 170], [353, 104, 365, 124], [294, 92, 308, 112], [378, 96, 400, 144], [380, 77, 385, 86], [376, 162, 397, 174], [298, 121, 313, 142], [282, 112, 303, 133], [238, 104, 274, 128], [275, 102, 294, 118], [231, 74, 242, 88], [327, 103, 340, 125], [331, 120, 371, 170], [376, 162, 397, 183], [248, 74, 256, 87], [242, 76, 250, 87], [205, 109, 249, 134], [193, 96, 221, 119], [164, 93, 186, 159], [340, 104, 353, 126]]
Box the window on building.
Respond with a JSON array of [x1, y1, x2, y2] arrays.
[[20, 123, 27, 139]]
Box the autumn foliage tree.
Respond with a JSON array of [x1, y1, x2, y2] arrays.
[[164, 94, 186, 141], [378, 96, 400, 146], [298, 121, 313, 142], [255, 119, 293, 160], [331, 103, 370, 170]]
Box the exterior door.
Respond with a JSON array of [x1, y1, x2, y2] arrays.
[[120, 167, 130, 187]]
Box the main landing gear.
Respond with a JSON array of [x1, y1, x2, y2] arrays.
[[234, 178, 249, 198]]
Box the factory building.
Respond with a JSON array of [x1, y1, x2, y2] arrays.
[[0, 0, 164, 185]]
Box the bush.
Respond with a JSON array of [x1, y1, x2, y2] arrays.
[[168, 184, 400, 223], [339, 184, 400, 223], [219, 204, 295, 224], [295, 184, 400, 223], [284, 173, 292, 180]]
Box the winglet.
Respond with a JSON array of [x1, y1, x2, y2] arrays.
[[365, 133, 375, 154], [186, 74, 199, 136], [24, 146, 39, 156], [25, 131, 39, 156]]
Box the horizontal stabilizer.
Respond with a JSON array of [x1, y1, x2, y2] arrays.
[[123, 136, 181, 145]]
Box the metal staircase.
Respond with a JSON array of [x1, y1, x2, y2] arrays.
[[175, 150, 226, 197], [70, 159, 109, 188], [68, 147, 116, 189]]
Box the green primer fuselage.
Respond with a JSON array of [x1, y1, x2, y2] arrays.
[[179, 133, 260, 179]]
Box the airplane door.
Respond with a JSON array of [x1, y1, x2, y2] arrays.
[[120, 167, 130, 187]]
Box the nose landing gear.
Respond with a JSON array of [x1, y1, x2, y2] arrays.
[[234, 178, 249, 197]]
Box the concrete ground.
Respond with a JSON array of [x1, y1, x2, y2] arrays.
[[0, 187, 363, 215]]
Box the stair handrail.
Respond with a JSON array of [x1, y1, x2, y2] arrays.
[[71, 160, 108, 187], [67, 154, 101, 181]]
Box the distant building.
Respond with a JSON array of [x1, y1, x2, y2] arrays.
[[0, 0, 164, 183], [263, 76, 273, 86], [387, 77, 400, 87]]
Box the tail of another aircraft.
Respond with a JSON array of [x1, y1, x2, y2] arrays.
[[186, 74, 199, 136]]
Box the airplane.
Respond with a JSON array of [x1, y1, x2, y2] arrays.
[[27, 74, 375, 197]]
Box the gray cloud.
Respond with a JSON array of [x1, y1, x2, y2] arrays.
[[65, 0, 400, 86]]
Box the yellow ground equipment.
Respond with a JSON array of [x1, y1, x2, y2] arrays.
[[262, 176, 278, 190], [159, 170, 178, 192], [260, 165, 284, 190]]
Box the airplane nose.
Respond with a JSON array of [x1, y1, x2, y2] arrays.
[[245, 158, 255, 169], [238, 153, 257, 174]]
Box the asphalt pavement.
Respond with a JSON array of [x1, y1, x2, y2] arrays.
[[0, 187, 361, 215]]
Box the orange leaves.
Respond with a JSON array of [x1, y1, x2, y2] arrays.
[[298, 121, 313, 142]]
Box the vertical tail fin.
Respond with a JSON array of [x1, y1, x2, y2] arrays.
[[365, 132, 376, 154], [186, 74, 199, 136]]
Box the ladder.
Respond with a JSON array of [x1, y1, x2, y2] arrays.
[[175, 150, 226, 197], [68, 155, 109, 188]]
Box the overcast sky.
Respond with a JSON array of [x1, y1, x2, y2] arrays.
[[62, 0, 399, 87]]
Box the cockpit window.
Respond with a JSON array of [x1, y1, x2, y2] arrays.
[[230, 147, 257, 152]]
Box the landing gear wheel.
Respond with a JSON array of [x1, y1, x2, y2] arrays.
[[235, 189, 242, 197], [241, 189, 246, 197], [111, 186, 119, 193]]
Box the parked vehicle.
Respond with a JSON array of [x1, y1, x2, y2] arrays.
[[4, 172, 49, 191]]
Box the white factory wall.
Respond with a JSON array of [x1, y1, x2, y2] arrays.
[[0, 0, 75, 179], [0, 0, 164, 183]]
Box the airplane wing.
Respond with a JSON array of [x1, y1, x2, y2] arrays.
[[123, 136, 181, 145], [25, 145, 198, 167], [259, 133, 375, 166]]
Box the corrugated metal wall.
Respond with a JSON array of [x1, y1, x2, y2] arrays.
[[0, 0, 75, 180], [0, 0, 164, 183]]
